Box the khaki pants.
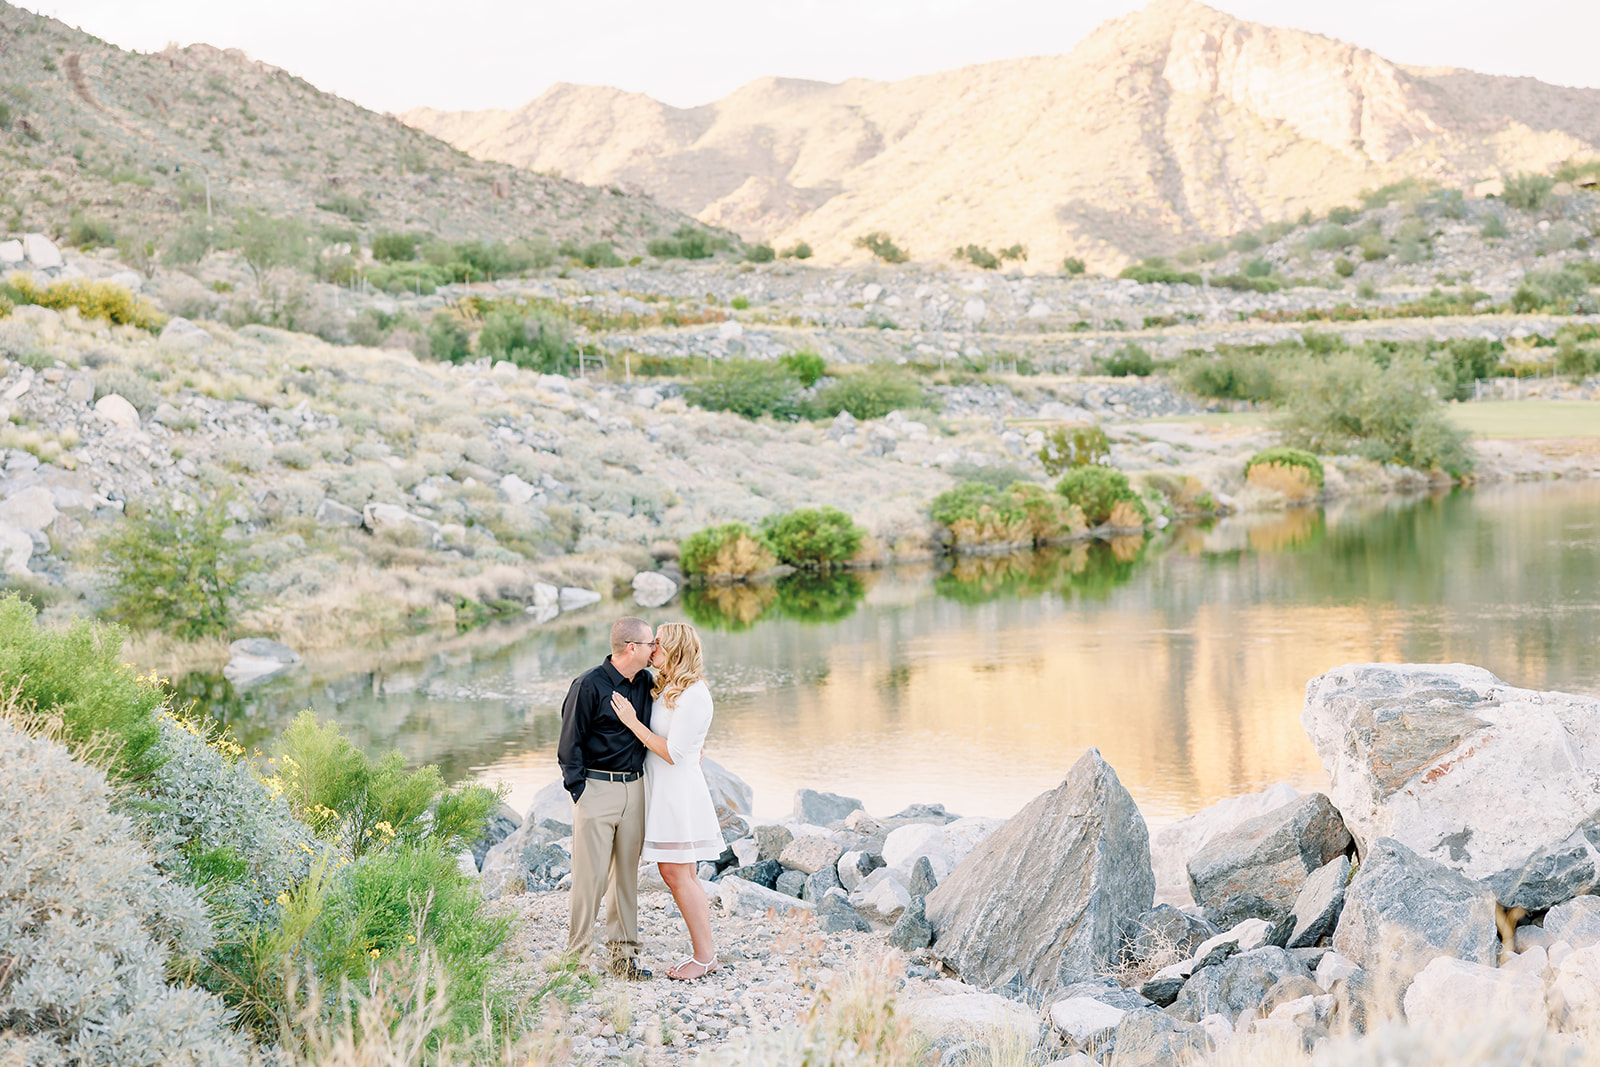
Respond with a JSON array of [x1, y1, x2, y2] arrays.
[[567, 777, 645, 966]]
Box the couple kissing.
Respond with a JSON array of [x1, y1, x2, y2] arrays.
[[557, 616, 724, 981]]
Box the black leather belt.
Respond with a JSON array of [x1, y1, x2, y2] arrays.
[[586, 770, 641, 783]]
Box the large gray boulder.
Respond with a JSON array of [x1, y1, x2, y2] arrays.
[[222, 638, 301, 688], [1286, 855, 1350, 949], [1186, 793, 1351, 928], [795, 788, 863, 826], [925, 748, 1154, 996], [1122, 904, 1219, 966], [1302, 663, 1600, 910], [1166, 946, 1311, 1022], [1331, 837, 1498, 987], [1104, 1012, 1210, 1067], [702, 757, 754, 816], [1151, 782, 1301, 908]]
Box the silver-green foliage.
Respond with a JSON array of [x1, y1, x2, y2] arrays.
[[0, 719, 249, 1067]]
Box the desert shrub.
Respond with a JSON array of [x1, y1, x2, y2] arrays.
[[1480, 213, 1508, 239], [218, 437, 270, 473], [1274, 352, 1474, 474], [1503, 172, 1555, 212], [68, 211, 116, 248], [1177, 347, 1286, 402], [680, 523, 777, 579], [1512, 266, 1596, 314], [370, 231, 422, 262], [1009, 482, 1084, 543], [648, 225, 715, 260], [1557, 334, 1600, 379], [779, 349, 826, 387], [579, 241, 620, 268], [0, 594, 165, 778], [1100, 343, 1154, 377], [1057, 466, 1147, 527], [1037, 423, 1111, 476], [953, 244, 999, 270], [745, 243, 775, 263], [853, 232, 908, 264], [1333, 256, 1355, 277], [781, 241, 813, 260], [1210, 273, 1281, 293], [427, 310, 471, 362], [7, 273, 166, 330], [1062, 256, 1087, 275], [1119, 261, 1201, 285], [1245, 446, 1326, 499], [683, 359, 803, 419], [730, 295, 751, 310], [93, 366, 159, 412], [476, 306, 575, 372], [999, 243, 1027, 263], [1440, 338, 1503, 400], [273, 710, 496, 861], [1327, 206, 1357, 224], [1309, 224, 1355, 250], [228, 210, 311, 289], [929, 482, 1027, 547], [99, 493, 258, 638], [274, 442, 317, 469], [366, 260, 451, 295], [808, 368, 925, 421], [1359, 233, 1389, 261], [0, 719, 251, 1067], [760, 507, 863, 568]]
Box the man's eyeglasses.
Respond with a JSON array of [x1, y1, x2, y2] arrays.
[[630, 639, 659, 649]]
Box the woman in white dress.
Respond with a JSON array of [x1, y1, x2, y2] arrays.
[[608, 621, 723, 979]]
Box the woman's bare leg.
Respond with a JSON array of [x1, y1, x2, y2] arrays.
[[658, 861, 715, 977]]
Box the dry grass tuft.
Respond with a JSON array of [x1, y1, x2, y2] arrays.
[[1247, 462, 1318, 501]]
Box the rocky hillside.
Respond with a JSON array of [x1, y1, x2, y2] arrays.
[[402, 0, 1600, 269], [0, 2, 710, 255]]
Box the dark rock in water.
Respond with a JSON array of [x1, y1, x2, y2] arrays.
[[1058, 977, 1154, 1014], [818, 889, 871, 933], [803, 864, 843, 903], [1187, 793, 1351, 928], [470, 803, 522, 871], [1106, 1011, 1211, 1067], [1139, 975, 1185, 1008], [888, 897, 933, 951], [1260, 974, 1321, 1014], [1331, 837, 1498, 986], [755, 825, 794, 863], [1167, 947, 1312, 1023], [795, 788, 864, 826], [727, 858, 782, 890], [1287, 855, 1350, 948], [925, 748, 1154, 996], [909, 856, 939, 898], [775, 869, 808, 898], [1122, 904, 1219, 965]]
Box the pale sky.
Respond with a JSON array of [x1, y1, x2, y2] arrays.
[[27, 0, 1600, 114]]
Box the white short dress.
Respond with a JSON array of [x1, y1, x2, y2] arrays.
[[640, 679, 726, 864]]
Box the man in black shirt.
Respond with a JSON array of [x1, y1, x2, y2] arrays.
[[558, 616, 657, 978]]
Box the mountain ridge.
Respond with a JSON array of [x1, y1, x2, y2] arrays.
[[401, 0, 1600, 269]]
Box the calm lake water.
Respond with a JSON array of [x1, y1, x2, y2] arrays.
[[188, 480, 1600, 826]]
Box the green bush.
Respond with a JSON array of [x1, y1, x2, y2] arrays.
[[760, 507, 863, 568], [1056, 466, 1148, 527], [1274, 352, 1474, 475], [680, 523, 776, 579], [427, 311, 471, 362], [781, 241, 813, 260], [1244, 447, 1325, 488], [930, 482, 1028, 546], [779, 349, 826, 387], [1557, 334, 1600, 379], [1502, 172, 1555, 212], [1177, 347, 1285, 402], [746, 243, 775, 263], [0, 594, 165, 779], [1210, 274, 1281, 293], [371, 231, 422, 262], [68, 212, 116, 248], [1327, 206, 1357, 225], [648, 225, 716, 260], [1333, 257, 1355, 278], [476, 306, 575, 371], [1359, 233, 1389, 261], [228, 210, 310, 289], [1062, 256, 1087, 275], [98, 493, 258, 639], [1440, 338, 1503, 400], [854, 232, 908, 264], [1512, 266, 1596, 314], [1100, 343, 1153, 377], [683, 359, 803, 419], [1481, 213, 1508, 239], [954, 244, 999, 270], [1037, 424, 1110, 476], [8, 274, 166, 331], [365, 260, 450, 295], [580, 241, 621, 268], [998, 244, 1027, 263], [809, 368, 925, 421], [94, 366, 159, 412], [1119, 261, 1201, 285], [1309, 224, 1355, 250]]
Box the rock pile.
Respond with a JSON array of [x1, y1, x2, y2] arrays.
[[476, 663, 1600, 1065]]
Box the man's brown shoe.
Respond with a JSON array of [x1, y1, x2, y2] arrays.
[[609, 956, 653, 981]]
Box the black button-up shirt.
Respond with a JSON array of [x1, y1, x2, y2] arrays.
[[557, 655, 654, 801]]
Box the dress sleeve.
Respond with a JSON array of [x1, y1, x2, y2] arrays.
[[665, 683, 712, 766]]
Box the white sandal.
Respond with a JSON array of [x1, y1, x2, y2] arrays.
[[667, 954, 718, 981]]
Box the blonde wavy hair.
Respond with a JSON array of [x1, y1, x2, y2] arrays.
[[651, 622, 704, 708]]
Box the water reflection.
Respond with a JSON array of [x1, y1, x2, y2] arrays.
[[184, 482, 1600, 827]]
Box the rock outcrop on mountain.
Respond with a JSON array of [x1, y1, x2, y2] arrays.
[[403, 0, 1600, 269]]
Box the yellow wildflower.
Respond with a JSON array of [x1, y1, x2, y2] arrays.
[[277, 892, 291, 906], [369, 948, 381, 959]]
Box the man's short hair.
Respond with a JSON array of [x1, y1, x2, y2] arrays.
[[610, 616, 651, 655]]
